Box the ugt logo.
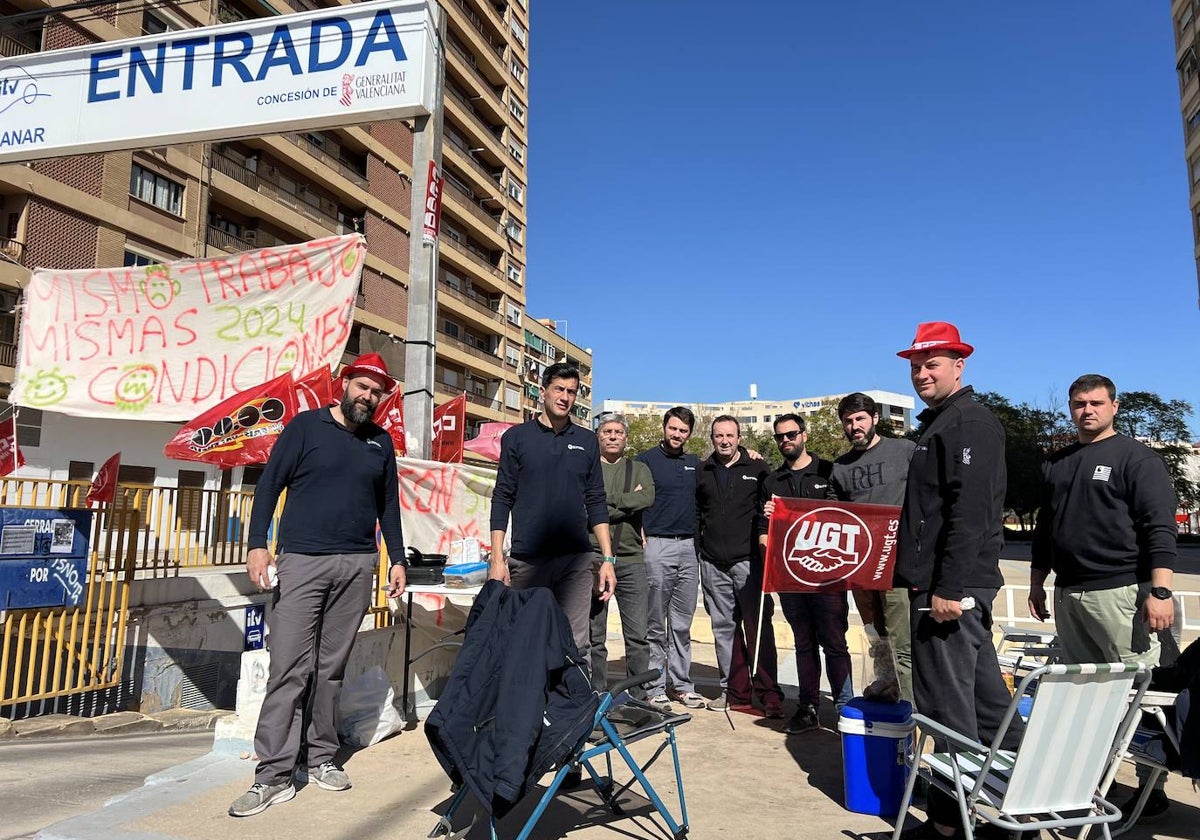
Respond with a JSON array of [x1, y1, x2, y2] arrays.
[[782, 506, 872, 587]]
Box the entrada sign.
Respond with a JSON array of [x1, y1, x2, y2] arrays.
[[0, 0, 436, 162]]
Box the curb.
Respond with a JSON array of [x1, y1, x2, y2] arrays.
[[1, 708, 233, 740]]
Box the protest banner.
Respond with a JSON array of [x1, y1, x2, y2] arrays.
[[11, 234, 365, 421], [163, 372, 298, 468], [87, 452, 121, 506], [462, 422, 513, 462], [396, 457, 497, 555], [0, 416, 25, 476], [432, 394, 466, 463], [762, 497, 901, 593]]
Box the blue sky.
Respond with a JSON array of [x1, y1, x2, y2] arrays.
[[525, 2, 1199, 422]]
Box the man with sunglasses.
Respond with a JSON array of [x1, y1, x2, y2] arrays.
[[759, 413, 852, 734]]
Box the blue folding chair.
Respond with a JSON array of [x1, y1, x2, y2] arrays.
[[429, 669, 692, 840]]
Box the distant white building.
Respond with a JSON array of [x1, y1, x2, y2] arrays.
[[600, 389, 916, 436]]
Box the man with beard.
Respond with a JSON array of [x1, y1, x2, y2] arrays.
[[231, 353, 406, 817], [760, 413, 852, 734], [489, 362, 616, 664], [831, 392, 916, 706]]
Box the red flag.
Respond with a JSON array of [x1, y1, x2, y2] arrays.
[[762, 498, 901, 593], [163, 373, 298, 468], [432, 394, 466, 463], [0, 416, 25, 476], [463, 422, 513, 461], [294, 366, 333, 412], [374, 388, 407, 456], [87, 452, 121, 506]]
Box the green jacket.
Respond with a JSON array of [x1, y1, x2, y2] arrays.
[[590, 456, 655, 558]]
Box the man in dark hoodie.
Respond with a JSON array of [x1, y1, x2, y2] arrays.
[[893, 322, 1023, 840], [696, 416, 780, 716]]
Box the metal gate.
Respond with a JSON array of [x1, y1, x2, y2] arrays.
[[0, 488, 138, 706]]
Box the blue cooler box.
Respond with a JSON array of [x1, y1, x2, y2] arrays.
[[838, 697, 914, 817]]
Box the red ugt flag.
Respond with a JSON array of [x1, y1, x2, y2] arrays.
[[163, 373, 298, 468], [87, 452, 121, 506], [463, 422, 513, 462], [432, 394, 466, 463], [0, 416, 25, 476], [374, 388, 407, 456], [762, 497, 901, 593], [294, 366, 333, 412]]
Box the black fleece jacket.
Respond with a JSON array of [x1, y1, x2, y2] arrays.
[[696, 447, 769, 566], [894, 386, 1006, 599]]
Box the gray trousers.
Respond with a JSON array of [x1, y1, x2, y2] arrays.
[[883, 588, 915, 707], [254, 552, 376, 786], [589, 555, 650, 699], [699, 557, 754, 692], [509, 552, 595, 668], [644, 537, 698, 698]]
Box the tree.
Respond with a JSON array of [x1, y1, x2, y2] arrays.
[[804, 404, 850, 462], [1113, 391, 1200, 512], [741, 427, 784, 470], [623, 412, 713, 460]]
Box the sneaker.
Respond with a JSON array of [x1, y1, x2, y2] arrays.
[[228, 781, 296, 817], [785, 705, 820, 734], [672, 691, 706, 709], [648, 694, 673, 712], [763, 698, 785, 719], [304, 761, 351, 791], [1118, 786, 1170, 822], [706, 695, 754, 712]]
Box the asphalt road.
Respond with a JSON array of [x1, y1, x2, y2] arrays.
[[0, 729, 215, 840]]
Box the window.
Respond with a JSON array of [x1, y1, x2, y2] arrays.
[[1189, 107, 1200, 137], [118, 465, 156, 484], [507, 139, 526, 165], [68, 461, 94, 481], [505, 346, 521, 368], [5, 212, 18, 240], [442, 270, 462, 291], [508, 97, 526, 125], [15, 406, 41, 447], [1191, 156, 1200, 185], [130, 164, 184, 215], [142, 10, 175, 35], [506, 176, 525, 204], [1181, 5, 1196, 36], [505, 218, 524, 243], [509, 19, 526, 46], [508, 58, 526, 86], [505, 303, 522, 325], [506, 387, 520, 410], [442, 319, 460, 339], [1180, 49, 1198, 88], [441, 367, 459, 388], [507, 260, 524, 285]]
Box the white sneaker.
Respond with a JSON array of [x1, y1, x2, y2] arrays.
[[648, 694, 673, 712], [672, 692, 706, 709]]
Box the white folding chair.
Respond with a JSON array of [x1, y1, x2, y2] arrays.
[[892, 663, 1149, 840]]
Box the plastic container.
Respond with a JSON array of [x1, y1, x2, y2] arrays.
[[838, 697, 914, 817], [442, 561, 488, 588]]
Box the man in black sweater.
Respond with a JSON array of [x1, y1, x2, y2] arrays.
[[696, 416, 779, 715], [489, 362, 615, 664], [230, 353, 407, 818], [759, 413, 851, 734], [1029, 373, 1177, 819], [893, 323, 1020, 840]]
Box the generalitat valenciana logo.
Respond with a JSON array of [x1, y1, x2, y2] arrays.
[[782, 506, 873, 587]]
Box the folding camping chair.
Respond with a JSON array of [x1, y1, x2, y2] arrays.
[[892, 663, 1149, 840], [429, 669, 692, 840]]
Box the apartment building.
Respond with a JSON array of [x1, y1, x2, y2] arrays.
[[1173, 0, 1200, 306], [0, 0, 532, 481], [519, 318, 593, 425], [601, 389, 916, 436]]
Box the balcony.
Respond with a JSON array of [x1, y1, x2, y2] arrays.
[[438, 278, 503, 323], [0, 33, 35, 58], [0, 341, 14, 367], [280, 132, 370, 190], [206, 225, 259, 254], [451, 0, 505, 59], [441, 235, 502, 279], [444, 178, 503, 236], [211, 152, 347, 233], [0, 238, 24, 265], [445, 85, 505, 152], [438, 330, 500, 365], [445, 133, 504, 193]]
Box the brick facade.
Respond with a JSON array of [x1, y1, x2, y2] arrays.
[[364, 213, 411, 272], [32, 155, 105, 199], [369, 121, 415, 162], [25, 200, 98, 270]]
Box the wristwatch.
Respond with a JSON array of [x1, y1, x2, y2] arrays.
[[1149, 586, 1173, 600], [601, 556, 616, 565]]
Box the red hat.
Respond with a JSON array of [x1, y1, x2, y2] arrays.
[[340, 353, 396, 390], [896, 322, 974, 359]]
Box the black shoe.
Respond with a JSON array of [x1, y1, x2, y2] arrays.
[[561, 768, 583, 789], [897, 820, 965, 840], [1118, 786, 1170, 822], [784, 705, 819, 735]]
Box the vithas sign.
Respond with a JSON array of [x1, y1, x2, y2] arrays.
[[0, 0, 436, 163]]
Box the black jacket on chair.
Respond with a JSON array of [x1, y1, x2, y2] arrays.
[[425, 580, 598, 816]]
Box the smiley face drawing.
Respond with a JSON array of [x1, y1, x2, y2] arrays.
[[114, 364, 157, 412], [20, 368, 74, 407], [140, 266, 180, 310]]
